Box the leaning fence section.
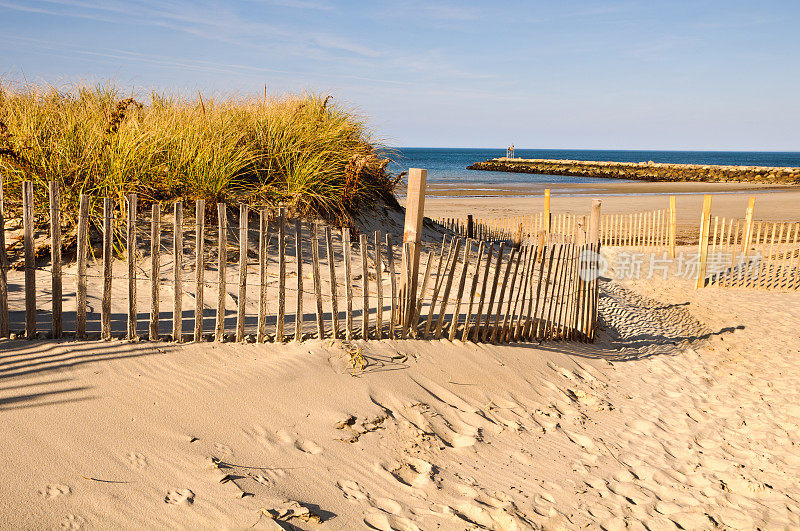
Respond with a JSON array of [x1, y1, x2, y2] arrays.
[[0, 181, 600, 343]]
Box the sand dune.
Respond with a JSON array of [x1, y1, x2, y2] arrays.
[[0, 246, 800, 529], [1, 246, 799, 529]]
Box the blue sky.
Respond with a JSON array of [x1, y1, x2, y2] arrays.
[[1, 0, 798, 150]]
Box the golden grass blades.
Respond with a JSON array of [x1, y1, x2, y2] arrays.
[[0, 81, 398, 239]]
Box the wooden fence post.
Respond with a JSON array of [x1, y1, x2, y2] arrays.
[[22, 181, 36, 339], [48, 182, 62, 338], [342, 227, 353, 340], [173, 201, 183, 342], [401, 168, 427, 325], [312, 223, 325, 339], [257, 208, 269, 343], [742, 196, 756, 255], [588, 200, 601, 245], [326, 226, 339, 339], [194, 200, 205, 342], [277, 207, 286, 341], [295, 219, 303, 342], [236, 204, 248, 342], [544, 189, 551, 240], [360, 233, 369, 339], [695, 194, 713, 289], [149, 203, 161, 340], [467, 214, 474, 239], [76, 193, 89, 339], [101, 197, 113, 340], [386, 234, 397, 339], [215, 203, 227, 341], [127, 194, 137, 340], [669, 196, 677, 258], [374, 231, 383, 339], [0, 176, 7, 338]]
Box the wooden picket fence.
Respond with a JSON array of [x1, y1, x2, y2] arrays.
[[434, 212, 585, 245], [434, 192, 677, 255], [696, 196, 800, 290], [0, 181, 600, 343], [600, 202, 676, 253]]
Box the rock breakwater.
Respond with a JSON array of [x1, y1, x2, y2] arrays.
[[467, 158, 800, 184]]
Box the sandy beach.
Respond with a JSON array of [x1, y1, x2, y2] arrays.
[[417, 181, 800, 221], [2, 191, 799, 528]]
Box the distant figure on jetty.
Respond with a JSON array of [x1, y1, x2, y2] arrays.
[[506, 144, 515, 158]]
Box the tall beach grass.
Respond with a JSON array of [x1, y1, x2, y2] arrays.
[[0, 82, 400, 232]]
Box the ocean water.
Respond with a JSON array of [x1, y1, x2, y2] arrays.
[[388, 148, 800, 189]]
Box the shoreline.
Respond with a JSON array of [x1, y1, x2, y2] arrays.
[[399, 180, 793, 199], [402, 181, 800, 224]]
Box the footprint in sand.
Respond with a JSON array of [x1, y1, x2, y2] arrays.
[[294, 439, 323, 455], [243, 426, 278, 450], [164, 489, 195, 505], [275, 429, 323, 455], [338, 480, 370, 502], [59, 514, 86, 530], [39, 484, 71, 499], [125, 452, 148, 469], [250, 474, 271, 486], [248, 468, 287, 486], [381, 457, 434, 488], [363, 510, 421, 531], [547, 362, 576, 380], [560, 427, 597, 452], [213, 443, 233, 458]]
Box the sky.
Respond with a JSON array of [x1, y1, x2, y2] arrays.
[[1, 0, 799, 150]]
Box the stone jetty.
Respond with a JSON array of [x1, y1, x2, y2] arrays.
[[467, 158, 800, 184]]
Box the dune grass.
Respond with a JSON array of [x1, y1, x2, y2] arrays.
[[0, 82, 400, 231]]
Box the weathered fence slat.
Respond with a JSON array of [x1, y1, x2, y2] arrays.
[[481, 243, 505, 342], [342, 227, 353, 340], [470, 243, 493, 342], [295, 219, 303, 342], [257, 209, 269, 343], [312, 223, 324, 339], [360, 233, 369, 339], [434, 237, 461, 339], [462, 241, 485, 342], [236, 204, 248, 342], [194, 200, 205, 342], [374, 231, 384, 339], [48, 182, 62, 338], [449, 239, 472, 341], [277, 208, 286, 341], [386, 234, 397, 339], [101, 197, 113, 340], [491, 246, 517, 343], [411, 251, 434, 338], [0, 176, 7, 338], [127, 194, 137, 339], [215, 203, 227, 342], [326, 227, 340, 339], [76, 193, 89, 339], [173, 201, 183, 341], [150, 203, 161, 340], [23, 181, 36, 339]]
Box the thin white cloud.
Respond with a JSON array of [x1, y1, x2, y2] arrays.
[[245, 0, 334, 10]]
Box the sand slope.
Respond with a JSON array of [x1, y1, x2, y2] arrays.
[[1, 254, 799, 529]]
